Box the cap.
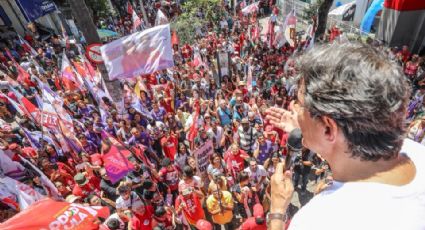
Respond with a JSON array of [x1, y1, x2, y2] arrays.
[[74, 173, 89, 186], [238, 81, 246, 86], [8, 143, 19, 150], [253, 203, 264, 219], [196, 219, 212, 230], [287, 128, 303, 151], [65, 194, 81, 203], [241, 118, 249, 124]]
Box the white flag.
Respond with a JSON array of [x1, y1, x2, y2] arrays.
[[100, 24, 174, 80], [155, 9, 168, 26], [0, 176, 44, 210], [132, 11, 142, 31]]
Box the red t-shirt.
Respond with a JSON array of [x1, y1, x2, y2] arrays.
[[161, 135, 178, 160], [152, 210, 174, 230], [72, 176, 100, 198], [240, 217, 267, 230], [160, 99, 173, 113], [224, 150, 248, 174], [131, 205, 154, 230], [175, 194, 205, 226], [159, 166, 179, 191]]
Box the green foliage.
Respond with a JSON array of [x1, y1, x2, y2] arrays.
[[172, 0, 225, 44], [84, 0, 112, 19], [302, 0, 323, 21]]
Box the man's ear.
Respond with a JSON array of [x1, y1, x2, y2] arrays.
[[321, 116, 338, 143]]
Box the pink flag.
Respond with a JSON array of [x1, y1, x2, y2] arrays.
[[102, 145, 134, 183], [61, 52, 81, 90]]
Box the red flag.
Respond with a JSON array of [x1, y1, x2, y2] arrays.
[[132, 144, 154, 168], [9, 87, 38, 120], [5, 48, 34, 86], [127, 1, 134, 14], [18, 36, 38, 56], [0, 198, 109, 230], [188, 101, 200, 142], [171, 30, 179, 46]]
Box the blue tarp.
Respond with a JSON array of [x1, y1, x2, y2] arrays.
[[15, 0, 57, 22], [360, 0, 384, 33]]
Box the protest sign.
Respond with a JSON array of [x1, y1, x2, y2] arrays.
[[193, 140, 214, 173], [100, 24, 174, 80], [0, 198, 109, 230]]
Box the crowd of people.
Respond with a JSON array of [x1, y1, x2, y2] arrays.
[[0, 0, 425, 229]]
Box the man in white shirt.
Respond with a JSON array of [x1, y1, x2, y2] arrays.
[[115, 185, 144, 215], [243, 157, 267, 191], [266, 42, 425, 230]]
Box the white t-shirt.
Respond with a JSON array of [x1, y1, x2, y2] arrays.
[[103, 213, 126, 230], [208, 126, 224, 149], [244, 165, 267, 184], [288, 139, 425, 230], [115, 191, 144, 212], [178, 176, 203, 192]]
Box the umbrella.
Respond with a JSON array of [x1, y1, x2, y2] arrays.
[[97, 29, 119, 39]]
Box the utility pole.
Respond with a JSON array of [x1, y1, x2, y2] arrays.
[[139, 0, 150, 27], [67, 0, 122, 102]]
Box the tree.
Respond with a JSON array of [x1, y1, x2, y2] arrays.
[[172, 0, 225, 45], [315, 0, 334, 40], [68, 0, 122, 102], [84, 0, 113, 20], [302, 0, 334, 40]]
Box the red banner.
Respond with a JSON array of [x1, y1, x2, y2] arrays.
[[0, 198, 109, 230]]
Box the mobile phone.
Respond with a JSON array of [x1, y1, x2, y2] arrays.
[[284, 150, 293, 172]]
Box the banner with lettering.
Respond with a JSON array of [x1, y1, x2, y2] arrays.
[[193, 140, 214, 173], [100, 24, 174, 80], [0, 198, 109, 230], [15, 0, 57, 22], [102, 145, 134, 183]]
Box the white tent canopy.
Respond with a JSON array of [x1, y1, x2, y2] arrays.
[[329, 1, 356, 21]]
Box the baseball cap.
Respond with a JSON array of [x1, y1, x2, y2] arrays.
[[74, 173, 89, 186], [241, 118, 249, 124], [253, 203, 264, 219], [8, 143, 19, 150], [196, 219, 212, 230]]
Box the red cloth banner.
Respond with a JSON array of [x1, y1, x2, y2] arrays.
[[0, 198, 109, 230]]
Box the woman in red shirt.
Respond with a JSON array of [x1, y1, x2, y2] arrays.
[[175, 185, 205, 228]]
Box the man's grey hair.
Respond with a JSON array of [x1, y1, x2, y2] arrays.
[[297, 42, 411, 161]]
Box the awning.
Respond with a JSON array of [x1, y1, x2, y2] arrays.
[[329, 1, 356, 21]]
